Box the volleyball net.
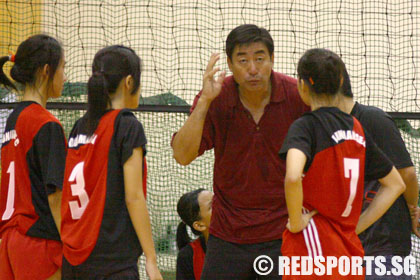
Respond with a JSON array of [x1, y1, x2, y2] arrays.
[[0, 1, 419, 278]]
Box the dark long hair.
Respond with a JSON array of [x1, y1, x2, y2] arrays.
[[0, 34, 63, 91], [176, 188, 205, 250], [86, 45, 141, 136], [297, 48, 345, 96]]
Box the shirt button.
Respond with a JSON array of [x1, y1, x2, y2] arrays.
[[256, 126, 260, 131]]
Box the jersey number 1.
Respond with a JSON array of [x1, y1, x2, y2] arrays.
[[342, 158, 360, 217], [2, 161, 15, 221], [69, 162, 89, 220]]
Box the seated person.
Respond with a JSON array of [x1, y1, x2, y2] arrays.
[[176, 189, 213, 280]]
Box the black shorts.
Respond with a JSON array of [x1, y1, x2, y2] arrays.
[[62, 256, 139, 280], [201, 234, 282, 280]]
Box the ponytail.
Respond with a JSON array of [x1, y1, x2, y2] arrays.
[[86, 71, 111, 136], [0, 56, 17, 92], [176, 221, 191, 250], [85, 45, 142, 136]]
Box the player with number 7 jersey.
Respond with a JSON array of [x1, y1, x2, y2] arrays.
[[279, 108, 392, 271], [277, 49, 405, 279]]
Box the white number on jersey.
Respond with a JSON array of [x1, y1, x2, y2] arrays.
[[2, 161, 16, 220], [341, 158, 360, 217], [68, 162, 89, 220]]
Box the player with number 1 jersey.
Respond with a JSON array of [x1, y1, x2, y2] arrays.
[[0, 35, 67, 280], [0, 102, 65, 240], [0, 102, 66, 279]]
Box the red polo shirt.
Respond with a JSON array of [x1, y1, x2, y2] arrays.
[[190, 71, 309, 244]]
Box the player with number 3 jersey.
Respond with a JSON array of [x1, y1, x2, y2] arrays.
[[60, 45, 162, 280], [278, 49, 405, 279]]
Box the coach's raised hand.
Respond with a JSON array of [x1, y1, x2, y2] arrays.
[[201, 53, 226, 102], [172, 54, 226, 166]]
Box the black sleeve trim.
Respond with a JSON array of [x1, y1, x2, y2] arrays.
[[114, 110, 147, 165], [33, 121, 67, 194]]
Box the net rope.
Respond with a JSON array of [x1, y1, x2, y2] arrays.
[[0, 1, 419, 278]]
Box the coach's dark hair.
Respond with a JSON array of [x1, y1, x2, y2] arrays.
[[340, 66, 353, 98], [86, 45, 141, 136], [0, 34, 63, 92], [297, 48, 345, 96], [226, 24, 274, 60], [176, 188, 205, 250]]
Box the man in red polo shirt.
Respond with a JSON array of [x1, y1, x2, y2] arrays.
[[172, 24, 309, 279]]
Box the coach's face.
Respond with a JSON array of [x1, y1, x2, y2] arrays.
[[227, 42, 273, 95]]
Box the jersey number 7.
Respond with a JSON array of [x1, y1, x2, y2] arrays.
[[342, 158, 360, 217]]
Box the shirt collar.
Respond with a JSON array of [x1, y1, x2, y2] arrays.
[[350, 101, 360, 115]]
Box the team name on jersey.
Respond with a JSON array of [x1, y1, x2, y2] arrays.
[[68, 134, 97, 148], [331, 130, 365, 147], [2, 129, 17, 144]]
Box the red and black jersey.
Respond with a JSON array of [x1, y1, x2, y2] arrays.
[[279, 107, 393, 261], [176, 236, 206, 280], [0, 101, 66, 241], [61, 109, 147, 273]]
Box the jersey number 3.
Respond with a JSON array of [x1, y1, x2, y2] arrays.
[[342, 158, 360, 217], [69, 162, 89, 220], [2, 161, 16, 221]]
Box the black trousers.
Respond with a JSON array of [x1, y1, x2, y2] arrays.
[[201, 234, 283, 280], [62, 256, 139, 280]]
